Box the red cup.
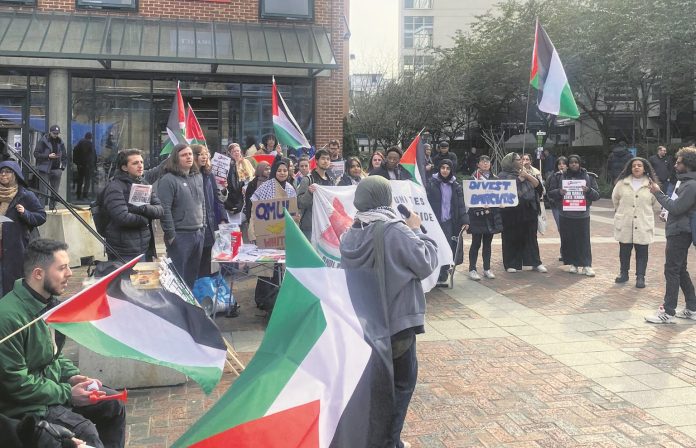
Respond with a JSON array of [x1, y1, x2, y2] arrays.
[[231, 231, 242, 259]]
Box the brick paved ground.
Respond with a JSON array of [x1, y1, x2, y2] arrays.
[[62, 199, 696, 447]]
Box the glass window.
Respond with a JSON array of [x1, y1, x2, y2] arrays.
[[261, 0, 313, 20], [405, 0, 432, 8], [403, 55, 434, 73], [0, 75, 27, 90], [403, 16, 433, 49], [76, 0, 137, 11], [95, 78, 151, 93]]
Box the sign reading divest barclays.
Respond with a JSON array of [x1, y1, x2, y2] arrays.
[[463, 180, 518, 208]]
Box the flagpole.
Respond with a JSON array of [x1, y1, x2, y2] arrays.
[[522, 82, 532, 155]]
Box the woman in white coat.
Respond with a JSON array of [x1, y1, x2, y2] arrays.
[[612, 157, 659, 288]]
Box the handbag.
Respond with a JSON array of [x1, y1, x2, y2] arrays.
[[537, 201, 548, 235]]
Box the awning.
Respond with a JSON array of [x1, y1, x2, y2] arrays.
[[0, 11, 338, 76]]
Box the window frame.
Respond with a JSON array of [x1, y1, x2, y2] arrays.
[[76, 0, 138, 12], [260, 0, 314, 21]]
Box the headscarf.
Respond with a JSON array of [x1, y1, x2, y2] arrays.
[[437, 158, 454, 182], [254, 161, 271, 184], [270, 158, 289, 189], [500, 152, 518, 173], [353, 175, 398, 224]]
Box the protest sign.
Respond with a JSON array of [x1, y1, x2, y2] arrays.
[[463, 179, 518, 208], [562, 179, 586, 211], [251, 197, 298, 249], [211, 152, 231, 186], [128, 184, 152, 206], [329, 160, 345, 179], [311, 181, 451, 292]]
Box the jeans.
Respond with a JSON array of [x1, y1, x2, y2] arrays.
[[619, 243, 649, 276], [389, 339, 418, 448], [469, 233, 493, 271], [39, 169, 63, 208], [663, 232, 696, 315], [166, 229, 204, 288]]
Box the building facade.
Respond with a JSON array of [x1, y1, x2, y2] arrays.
[[0, 0, 349, 203]]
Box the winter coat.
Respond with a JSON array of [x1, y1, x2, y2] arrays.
[[497, 169, 543, 224], [370, 163, 413, 181], [0, 161, 46, 295], [547, 168, 600, 219], [648, 154, 674, 185], [654, 171, 696, 237], [33, 134, 67, 173], [72, 138, 95, 168], [157, 171, 205, 242], [0, 279, 80, 418], [612, 176, 657, 245], [337, 173, 362, 186], [103, 170, 163, 259], [426, 175, 469, 231], [466, 171, 502, 235], [201, 171, 226, 248], [243, 176, 262, 222], [607, 146, 632, 180], [297, 169, 336, 233], [224, 158, 244, 214]]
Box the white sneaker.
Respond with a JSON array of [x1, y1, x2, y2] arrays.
[[569, 266, 578, 274], [469, 270, 481, 281], [582, 267, 596, 277], [483, 270, 496, 279], [645, 306, 676, 324], [675, 308, 696, 320], [533, 264, 548, 273], [506, 268, 517, 273]]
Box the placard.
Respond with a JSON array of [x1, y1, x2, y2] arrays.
[[562, 179, 586, 211], [211, 152, 231, 186], [329, 160, 345, 179], [463, 179, 518, 208], [128, 184, 152, 206], [251, 197, 299, 249]]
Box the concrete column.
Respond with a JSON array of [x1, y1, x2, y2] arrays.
[[48, 68, 69, 203]]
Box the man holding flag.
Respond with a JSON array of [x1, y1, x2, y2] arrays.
[[0, 239, 125, 448]]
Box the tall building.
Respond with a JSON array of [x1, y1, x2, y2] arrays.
[[0, 0, 349, 204], [399, 0, 497, 74]]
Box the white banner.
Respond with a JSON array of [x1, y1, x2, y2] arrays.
[[311, 180, 452, 292]]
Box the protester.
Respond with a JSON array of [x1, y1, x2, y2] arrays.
[[0, 239, 126, 448], [546, 156, 568, 261], [157, 144, 205, 288], [426, 159, 468, 285], [467, 155, 502, 280], [607, 142, 632, 183], [542, 149, 556, 178], [337, 157, 364, 186], [297, 149, 335, 239], [497, 152, 547, 273], [102, 149, 163, 262], [328, 139, 342, 162], [261, 134, 282, 154], [548, 155, 600, 276], [287, 158, 298, 188], [0, 161, 46, 296], [222, 145, 244, 226], [34, 125, 68, 209], [646, 146, 696, 323], [424, 144, 434, 175], [192, 145, 227, 277], [229, 143, 254, 185], [612, 157, 658, 288], [371, 146, 413, 181], [295, 156, 311, 185], [0, 412, 86, 448], [649, 146, 674, 195], [369, 150, 385, 174], [340, 176, 438, 448], [522, 153, 544, 186], [249, 158, 297, 312], [72, 132, 96, 200], [242, 161, 271, 232], [431, 141, 458, 173]]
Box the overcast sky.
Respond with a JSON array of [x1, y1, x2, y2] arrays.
[[348, 0, 399, 76]]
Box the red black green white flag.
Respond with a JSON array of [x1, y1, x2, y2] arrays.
[[529, 21, 580, 119], [174, 215, 394, 447], [44, 256, 227, 394], [272, 77, 311, 150], [185, 104, 207, 147], [160, 82, 187, 155], [401, 131, 427, 186]]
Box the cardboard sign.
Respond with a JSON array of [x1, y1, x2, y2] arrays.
[[562, 179, 586, 211], [211, 152, 231, 186], [251, 197, 298, 249], [463, 179, 518, 208]]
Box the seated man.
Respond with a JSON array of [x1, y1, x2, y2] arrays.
[[0, 239, 125, 448]]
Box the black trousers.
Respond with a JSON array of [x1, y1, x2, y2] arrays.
[[166, 229, 204, 288], [559, 216, 592, 267], [45, 386, 126, 448], [75, 165, 92, 199], [438, 219, 457, 280], [469, 233, 493, 271], [501, 219, 541, 270], [663, 232, 696, 315], [619, 243, 649, 276]]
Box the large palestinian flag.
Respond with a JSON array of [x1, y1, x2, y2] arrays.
[[185, 104, 207, 146], [401, 131, 427, 185], [160, 82, 187, 155], [45, 257, 226, 394], [529, 21, 580, 119], [272, 77, 311, 150], [174, 215, 394, 447]]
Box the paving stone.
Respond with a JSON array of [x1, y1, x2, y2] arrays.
[[633, 373, 691, 389], [593, 376, 652, 393]]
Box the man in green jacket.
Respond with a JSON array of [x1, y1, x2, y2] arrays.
[[0, 239, 126, 448]]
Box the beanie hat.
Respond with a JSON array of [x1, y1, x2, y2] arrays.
[[354, 176, 392, 212]]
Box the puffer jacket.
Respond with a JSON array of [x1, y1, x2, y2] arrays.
[[426, 174, 468, 230], [612, 176, 657, 245]]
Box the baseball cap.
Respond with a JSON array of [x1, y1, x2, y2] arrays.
[[49, 125, 60, 133]]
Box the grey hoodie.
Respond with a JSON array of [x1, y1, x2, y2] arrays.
[[654, 171, 696, 237], [156, 171, 205, 241], [340, 221, 438, 336]]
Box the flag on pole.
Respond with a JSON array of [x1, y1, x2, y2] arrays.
[[185, 104, 207, 146], [174, 215, 394, 447], [529, 21, 580, 119], [272, 77, 311, 150], [401, 131, 427, 185], [160, 82, 187, 155], [246, 153, 277, 168], [45, 256, 227, 394]]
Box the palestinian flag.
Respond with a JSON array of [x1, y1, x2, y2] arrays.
[[174, 215, 394, 447], [160, 82, 187, 155], [402, 131, 427, 185], [529, 20, 580, 119], [185, 104, 207, 146], [45, 257, 226, 394], [272, 77, 311, 150], [246, 153, 277, 168]]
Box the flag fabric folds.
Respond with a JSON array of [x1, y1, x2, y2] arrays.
[[45, 257, 226, 394], [272, 77, 311, 150], [529, 21, 580, 119], [174, 216, 394, 448], [401, 132, 427, 186], [185, 104, 207, 146], [160, 82, 187, 155]]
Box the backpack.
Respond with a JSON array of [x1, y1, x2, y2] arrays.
[[90, 186, 108, 237]]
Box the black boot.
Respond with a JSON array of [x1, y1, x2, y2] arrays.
[[615, 272, 629, 283], [636, 275, 645, 289]]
